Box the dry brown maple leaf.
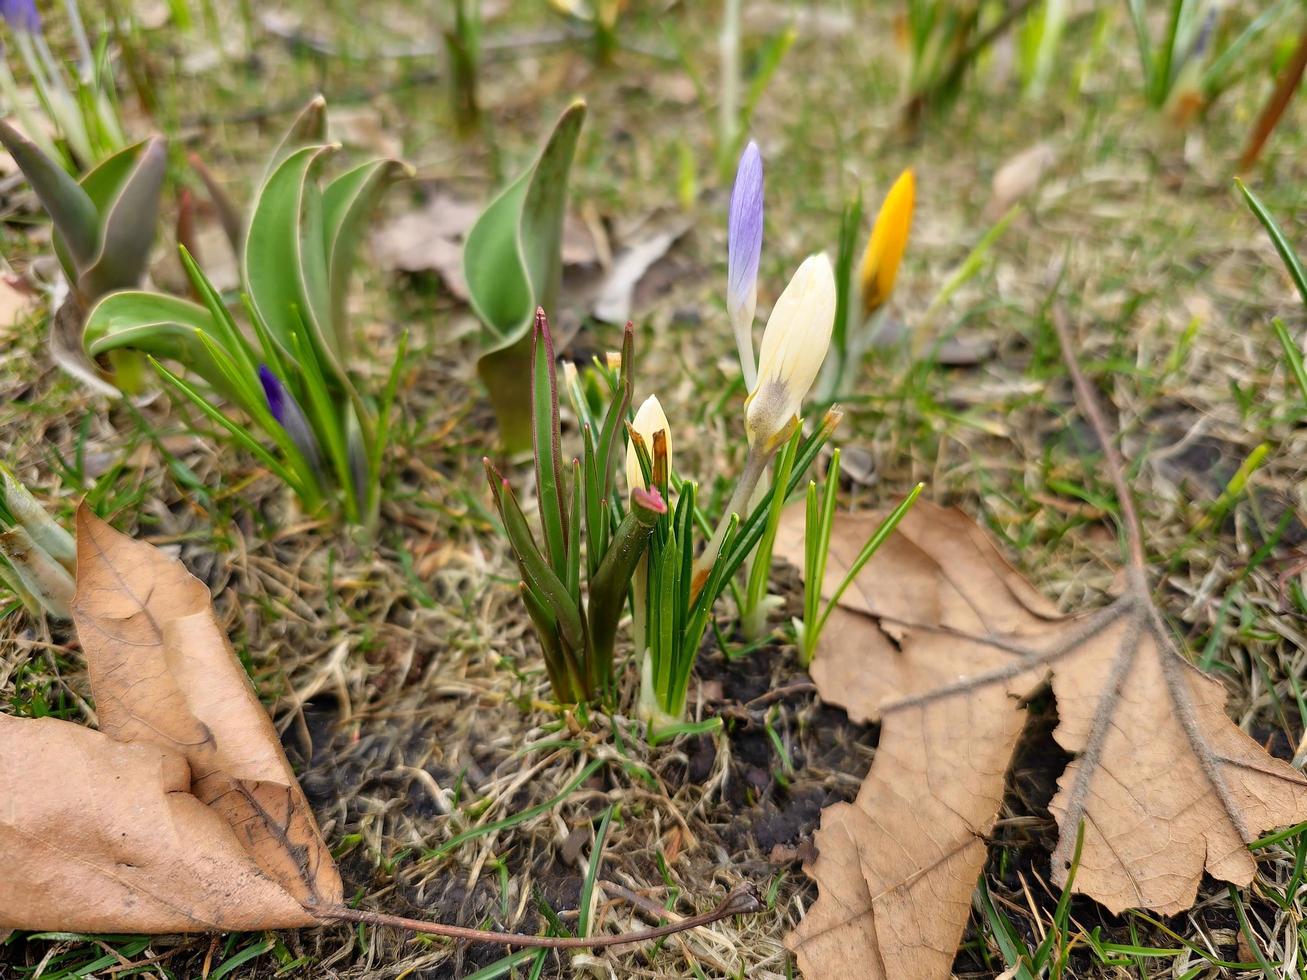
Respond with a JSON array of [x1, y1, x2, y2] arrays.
[[775, 501, 1307, 978], [1, 508, 762, 945], [0, 506, 341, 932]]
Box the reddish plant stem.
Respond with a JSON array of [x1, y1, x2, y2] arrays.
[[315, 885, 762, 949], [1238, 24, 1307, 175]]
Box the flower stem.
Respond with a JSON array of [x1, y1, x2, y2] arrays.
[[693, 441, 769, 590]]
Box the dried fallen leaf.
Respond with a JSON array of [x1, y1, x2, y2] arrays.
[[73, 505, 342, 911], [0, 715, 323, 932], [0, 275, 34, 329], [1, 509, 762, 947], [590, 217, 691, 323], [775, 499, 1307, 978], [989, 141, 1056, 215], [0, 506, 341, 932]]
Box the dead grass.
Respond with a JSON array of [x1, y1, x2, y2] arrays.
[[3, 0, 1307, 977]]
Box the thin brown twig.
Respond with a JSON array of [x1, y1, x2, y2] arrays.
[[1051, 310, 1147, 573], [315, 884, 761, 949]]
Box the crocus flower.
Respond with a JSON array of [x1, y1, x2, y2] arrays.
[[859, 168, 915, 317], [625, 394, 672, 495], [258, 365, 324, 474], [727, 140, 764, 389], [746, 252, 836, 451], [0, 0, 40, 33]]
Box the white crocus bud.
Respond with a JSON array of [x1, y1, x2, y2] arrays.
[[625, 394, 673, 495], [745, 252, 837, 450]]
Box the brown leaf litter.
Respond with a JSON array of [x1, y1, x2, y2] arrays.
[[775, 315, 1307, 979]]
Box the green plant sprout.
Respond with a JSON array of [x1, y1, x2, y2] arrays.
[[0, 0, 127, 172], [792, 454, 922, 666], [485, 310, 663, 704], [0, 114, 164, 392], [464, 101, 585, 453], [547, 0, 621, 65], [627, 238, 844, 733], [1237, 177, 1307, 404], [901, 0, 1030, 125], [0, 466, 75, 619], [82, 97, 410, 530], [1016, 0, 1068, 99], [628, 408, 843, 734], [1127, 0, 1296, 121], [442, 0, 482, 134]]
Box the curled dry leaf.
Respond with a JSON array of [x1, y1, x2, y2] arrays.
[[0, 505, 341, 932], [988, 141, 1055, 215], [774, 500, 1307, 979]]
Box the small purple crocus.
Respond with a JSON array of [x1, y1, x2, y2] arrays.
[[0, 0, 40, 34], [727, 140, 764, 388], [258, 365, 324, 474]]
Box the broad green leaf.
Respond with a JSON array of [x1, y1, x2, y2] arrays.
[[465, 100, 586, 451], [83, 292, 246, 406], [244, 144, 341, 379], [48, 138, 156, 290], [81, 136, 166, 298], [322, 158, 410, 354], [262, 95, 328, 186], [0, 119, 98, 270]]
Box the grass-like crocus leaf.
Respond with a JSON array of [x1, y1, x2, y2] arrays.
[[322, 158, 412, 351], [588, 487, 665, 693], [0, 118, 98, 269], [1237, 178, 1307, 309], [531, 310, 568, 573], [464, 100, 586, 452], [244, 144, 340, 377]]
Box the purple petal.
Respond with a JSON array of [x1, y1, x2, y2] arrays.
[[0, 0, 41, 33], [727, 140, 764, 320], [259, 363, 324, 473], [258, 364, 287, 425]]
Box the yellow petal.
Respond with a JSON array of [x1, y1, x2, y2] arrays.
[[859, 168, 915, 316]]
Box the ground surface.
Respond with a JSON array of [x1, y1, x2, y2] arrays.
[[2, 1, 1307, 978]]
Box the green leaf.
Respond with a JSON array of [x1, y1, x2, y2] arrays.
[[83, 291, 247, 405], [465, 100, 586, 450], [1237, 178, 1307, 309], [589, 495, 662, 683], [486, 465, 586, 652], [0, 118, 98, 270], [263, 94, 328, 185], [149, 358, 312, 502], [244, 144, 341, 378], [532, 313, 568, 574], [321, 158, 410, 353], [54, 138, 159, 284], [80, 136, 166, 298]]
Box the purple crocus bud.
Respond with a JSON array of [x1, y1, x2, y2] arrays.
[[728, 140, 764, 389], [0, 0, 41, 33], [258, 365, 324, 475]]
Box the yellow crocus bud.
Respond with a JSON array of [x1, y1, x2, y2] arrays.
[[626, 394, 672, 494], [859, 168, 915, 316], [746, 253, 836, 451]]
